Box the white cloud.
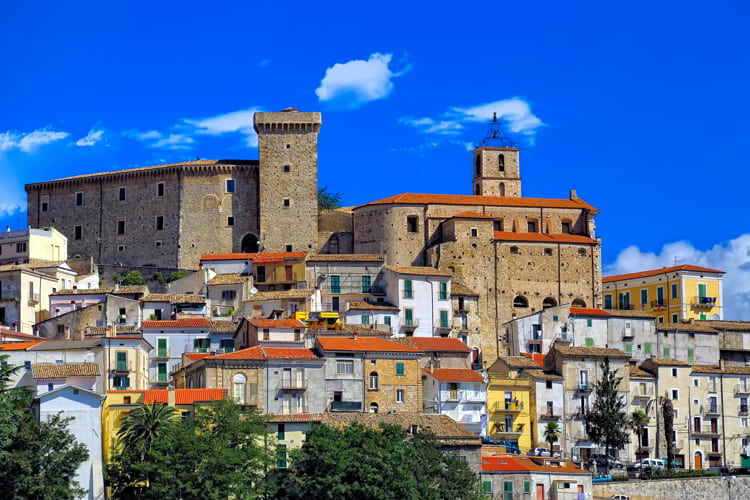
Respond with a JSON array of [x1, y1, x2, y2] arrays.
[[75, 128, 105, 147], [0, 128, 69, 152], [181, 108, 261, 147], [605, 234, 750, 320], [150, 134, 195, 150], [398, 116, 463, 136], [315, 53, 412, 109], [452, 98, 544, 135]]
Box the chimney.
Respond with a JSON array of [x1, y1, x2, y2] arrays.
[[352, 331, 358, 340], [168, 388, 176, 407], [569, 189, 578, 200], [113, 281, 120, 291]]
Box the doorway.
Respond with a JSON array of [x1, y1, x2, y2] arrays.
[[694, 452, 702, 470], [535, 484, 544, 500], [241, 233, 259, 253]]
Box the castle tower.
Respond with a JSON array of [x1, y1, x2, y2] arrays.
[[471, 113, 521, 197], [254, 109, 322, 253]]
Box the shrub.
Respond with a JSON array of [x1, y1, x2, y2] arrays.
[[167, 271, 190, 283], [151, 272, 165, 285]]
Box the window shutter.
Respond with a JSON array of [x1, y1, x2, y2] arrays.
[[331, 275, 340, 294], [440, 310, 449, 328], [396, 362, 405, 376]]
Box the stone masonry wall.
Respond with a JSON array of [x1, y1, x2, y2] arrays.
[[36, 303, 105, 339], [472, 147, 521, 197], [592, 476, 750, 500], [364, 358, 422, 413]]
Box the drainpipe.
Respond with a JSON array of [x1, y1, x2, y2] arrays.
[[720, 362, 727, 467]]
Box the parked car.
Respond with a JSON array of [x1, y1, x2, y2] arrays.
[[529, 447, 552, 457], [610, 495, 630, 500], [658, 457, 683, 468], [632, 458, 665, 470], [592, 473, 612, 483], [482, 437, 520, 454], [588, 453, 624, 469]]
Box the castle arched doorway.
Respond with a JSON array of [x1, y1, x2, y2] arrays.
[[241, 233, 259, 253]]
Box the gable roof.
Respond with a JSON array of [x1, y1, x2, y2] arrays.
[[603, 264, 725, 283], [32, 362, 100, 379], [656, 322, 718, 334], [141, 293, 205, 304], [142, 318, 211, 328], [250, 318, 306, 329], [481, 456, 588, 474], [358, 193, 595, 211], [244, 289, 313, 302], [552, 345, 630, 359], [424, 368, 484, 383], [207, 274, 248, 285], [384, 266, 452, 277], [37, 384, 104, 401], [493, 231, 597, 245], [346, 301, 400, 312], [305, 254, 384, 262], [490, 356, 541, 371], [185, 353, 213, 361], [212, 346, 318, 360], [629, 365, 656, 379], [520, 352, 546, 367], [696, 320, 750, 332], [0, 340, 45, 351], [144, 388, 226, 405], [569, 307, 609, 317], [49, 285, 147, 296], [317, 337, 420, 353], [691, 365, 750, 375], [524, 369, 563, 381], [390, 337, 471, 352]]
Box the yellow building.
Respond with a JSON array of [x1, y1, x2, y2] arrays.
[[487, 356, 536, 453], [603, 264, 724, 325], [0, 227, 68, 265], [102, 336, 151, 392], [250, 251, 307, 292], [101, 388, 226, 463]]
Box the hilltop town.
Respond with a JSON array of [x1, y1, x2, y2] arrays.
[[1, 109, 747, 498]]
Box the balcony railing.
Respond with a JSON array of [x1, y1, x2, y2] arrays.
[[254, 271, 298, 284], [650, 300, 666, 310], [617, 303, 635, 310], [539, 406, 563, 419], [740, 405, 749, 416], [281, 405, 309, 415], [401, 318, 419, 330], [111, 361, 133, 373], [153, 351, 170, 360], [704, 404, 720, 416], [279, 379, 308, 391], [623, 327, 634, 338], [28, 293, 40, 305], [577, 382, 592, 392], [434, 320, 451, 332], [633, 386, 655, 398], [691, 296, 717, 308], [454, 306, 469, 314], [494, 400, 524, 412], [734, 384, 750, 396], [331, 400, 362, 411], [692, 425, 721, 436]]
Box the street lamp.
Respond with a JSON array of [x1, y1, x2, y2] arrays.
[[722, 474, 737, 500]]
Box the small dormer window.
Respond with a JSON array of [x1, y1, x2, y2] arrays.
[[527, 220, 537, 233]]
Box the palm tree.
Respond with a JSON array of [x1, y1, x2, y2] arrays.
[[118, 403, 178, 454], [630, 409, 650, 457], [543, 422, 560, 452]]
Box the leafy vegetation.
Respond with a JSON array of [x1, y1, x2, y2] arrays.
[[543, 422, 560, 451], [150, 271, 165, 284], [318, 185, 343, 212], [112, 270, 146, 286], [0, 355, 89, 499], [585, 357, 629, 471], [167, 271, 190, 282]]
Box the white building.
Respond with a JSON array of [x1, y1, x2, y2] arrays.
[[141, 293, 207, 321], [383, 266, 452, 338], [422, 367, 487, 436], [342, 300, 400, 333], [199, 253, 253, 275], [526, 368, 564, 452], [33, 385, 105, 500]]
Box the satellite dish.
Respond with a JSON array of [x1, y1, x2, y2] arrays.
[[250, 287, 258, 295]]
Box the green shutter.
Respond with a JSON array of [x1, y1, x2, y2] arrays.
[[482, 481, 492, 493], [250, 383, 258, 395], [384, 316, 391, 326], [439, 282, 447, 300], [277, 424, 285, 440], [503, 481, 513, 500], [644, 342, 652, 354], [700, 313, 707, 320], [672, 284, 678, 299], [624, 343, 633, 354], [158, 363, 167, 382], [331, 275, 340, 294], [116, 352, 127, 371], [587, 319, 592, 327], [641, 289, 648, 305], [405, 308, 413, 326], [157, 338, 167, 357], [123, 376, 130, 388], [585, 337, 594, 346], [404, 279, 413, 299], [440, 310, 449, 328], [698, 284, 707, 298], [361, 315, 369, 325], [396, 362, 405, 376], [361, 275, 371, 293], [663, 347, 670, 359], [276, 444, 287, 468], [688, 348, 695, 364], [553, 315, 559, 321], [604, 295, 612, 309], [524, 481, 531, 494]]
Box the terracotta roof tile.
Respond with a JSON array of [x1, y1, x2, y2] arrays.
[[493, 231, 597, 244], [144, 388, 226, 405], [390, 337, 471, 352], [50, 285, 147, 296], [481, 456, 588, 474], [212, 346, 318, 360], [691, 365, 750, 375], [142, 318, 211, 328], [32, 362, 100, 379], [141, 293, 205, 304], [520, 352, 546, 367], [0, 259, 66, 273], [185, 353, 213, 361], [319, 412, 480, 442], [244, 289, 313, 302], [490, 356, 542, 370], [385, 266, 453, 277], [305, 254, 384, 262], [250, 318, 306, 329], [209, 320, 240, 333], [424, 368, 484, 382], [553, 345, 630, 359], [697, 320, 750, 332], [524, 369, 563, 380], [0, 340, 45, 350], [603, 264, 725, 283], [0, 328, 43, 341], [200, 251, 307, 262], [346, 301, 400, 312], [317, 337, 420, 353], [207, 273, 249, 285], [569, 307, 609, 317], [656, 322, 718, 333], [629, 365, 656, 379], [642, 357, 690, 367], [358, 193, 596, 211]]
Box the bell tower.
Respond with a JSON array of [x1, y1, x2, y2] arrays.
[[471, 113, 521, 197]]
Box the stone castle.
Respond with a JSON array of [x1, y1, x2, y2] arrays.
[[25, 109, 601, 361]]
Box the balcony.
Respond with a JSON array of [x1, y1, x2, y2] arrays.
[[539, 406, 563, 420], [740, 405, 749, 416], [622, 327, 634, 338], [434, 320, 452, 333], [331, 400, 362, 412], [617, 304, 635, 311], [650, 300, 666, 311], [27, 293, 40, 305], [672, 439, 685, 450], [637, 440, 655, 451], [401, 318, 419, 331], [454, 306, 469, 314], [280, 406, 309, 415], [494, 400, 524, 412], [152, 351, 170, 360], [691, 425, 721, 436], [704, 404, 720, 416], [111, 361, 133, 374], [691, 296, 717, 308], [558, 332, 573, 342], [573, 407, 588, 418], [577, 382, 592, 392], [492, 424, 524, 436], [151, 376, 170, 386], [734, 384, 750, 396], [279, 379, 308, 391], [254, 271, 298, 285], [633, 386, 655, 399]]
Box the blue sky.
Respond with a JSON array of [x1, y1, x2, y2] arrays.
[[2, 2, 750, 317]]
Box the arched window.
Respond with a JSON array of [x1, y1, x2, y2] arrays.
[[543, 297, 557, 309], [572, 298, 587, 307], [241, 233, 259, 253], [498, 154, 505, 171], [513, 296, 529, 308], [475, 154, 482, 176], [578, 248, 587, 257], [510, 246, 520, 255], [233, 373, 247, 404], [369, 402, 379, 414], [369, 371, 379, 390], [499, 183, 505, 197]]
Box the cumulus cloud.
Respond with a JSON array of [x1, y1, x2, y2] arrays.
[[0, 128, 69, 152], [605, 234, 750, 320], [182, 108, 261, 147], [315, 53, 412, 109], [399, 116, 464, 135], [150, 134, 195, 150], [75, 128, 105, 146], [452, 98, 544, 135]]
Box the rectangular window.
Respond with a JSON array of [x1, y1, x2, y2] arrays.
[[688, 348, 695, 365], [619, 292, 630, 309], [41, 196, 48, 212], [587, 318, 592, 327], [226, 179, 236, 193], [158, 363, 167, 382], [641, 289, 648, 305], [250, 383, 257, 395], [396, 389, 404, 403], [503, 480, 513, 500], [672, 283, 678, 299], [552, 315, 559, 321], [221, 290, 236, 300], [494, 220, 503, 232], [624, 343, 633, 354], [277, 424, 285, 440], [16, 242, 26, 253], [116, 352, 127, 371], [440, 310, 449, 328], [276, 444, 287, 469], [396, 362, 405, 376], [527, 220, 537, 233], [404, 308, 413, 327], [672, 313, 678, 323], [657, 286, 665, 304], [361, 275, 371, 293], [157, 338, 168, 357], [524, 481, 531, 494], [561, 221, 571, 233], [361, 314, 370, 325], [336, 359, 354, 375], [403, 279, 413, 299], [74, 225, 82, 240], [659, 316, 664, 324], [155, 216, 164, 230], [75, 192, 83, 206], [118, 187, 127, 201], [672, 389, 679, 400], [220, 339, 234, 353], [483, 481, 492, 494], [406, 216, 418, 233], [663, 347, 670, 359], [698, 283, 707, 298], [604, 294, 612, 310], [193, 338, 210, 353], [644, 342, 652, 354], [585, 337, 594, 346], [157, 182, 165, 196], [329, 275, 341, 294], [24, 361, 31, 370], [227, 216, 234, 226], [117, 220, 125, 235], [384, 315, 391, 327]]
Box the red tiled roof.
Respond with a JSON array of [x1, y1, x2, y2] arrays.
[[142, 318, 211, 328], [0, 340, 45, 350], [185, 353, 213, 361], [359, 193, 596, 211], [481, 456, 588, 474], [144, 388, 226, 405], [493, 231, 597, 244], [520, 352, 545, 367], [250, 318, 306, 329], [200, 252, 307, 262], [569, 307, 609, 317], [213, 346, 318, 360], [425, 368, 484, 382], [408, 337, 471, 352], [0, 328, 42, 340], [317, 337, 420, 353], [603, 264, 725, 283]]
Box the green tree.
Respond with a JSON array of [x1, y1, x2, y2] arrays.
[[121, 270, 145, 286], [585, 357, 629, 471], [151, 271, 165, 284], [118, 402, 178, 455], [280, 422, 483, 500], [630, 409, 650, 458], [543, 422, 560, 451], [167, 271, 190, 282], [107, 400, 273, 499], [318, 185, 343, 213], [0, 355, 89, 499]]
